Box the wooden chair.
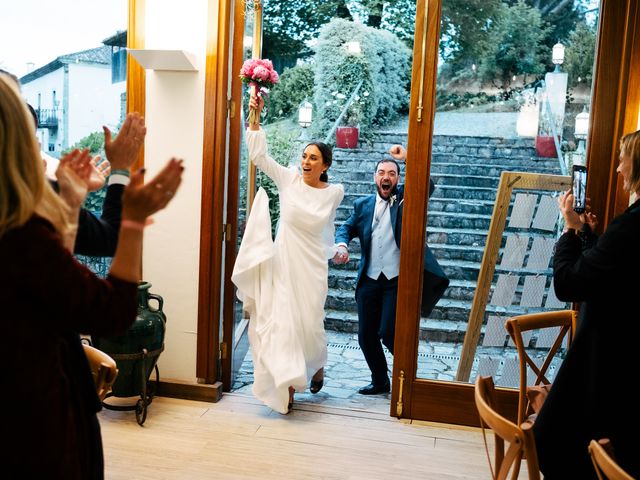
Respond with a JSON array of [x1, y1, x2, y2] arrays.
[[474, 375, 540, 480], [505, 310, 577, 425], [589, 439, 635, 480], [83, 344, 118, 401]]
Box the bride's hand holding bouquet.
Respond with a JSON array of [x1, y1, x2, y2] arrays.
[[239, 58, 279, 126]]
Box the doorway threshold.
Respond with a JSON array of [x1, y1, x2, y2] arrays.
[[231, 330, 394, 416]]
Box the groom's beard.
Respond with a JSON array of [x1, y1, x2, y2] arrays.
[[377, 182, 397, 199]]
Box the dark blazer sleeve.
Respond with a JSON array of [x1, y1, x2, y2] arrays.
[[74, 184, 124, 257], [553, 212, 635, 302], [336, 200, 362, 246]]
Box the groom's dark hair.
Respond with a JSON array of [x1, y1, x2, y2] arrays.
[[375, 158, 400, 175]]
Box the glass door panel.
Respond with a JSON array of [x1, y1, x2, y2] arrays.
[[414, 0, 600, 388], [225, 0, 420, 397]]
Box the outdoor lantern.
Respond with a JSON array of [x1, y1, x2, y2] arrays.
[[574, 106, 590, 139], [552, 42, 565, 71], [345, 41, 361, 54], [298, 100, 313, 128]]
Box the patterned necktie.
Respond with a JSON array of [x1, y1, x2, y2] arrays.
[[373, 198, 389, 229]]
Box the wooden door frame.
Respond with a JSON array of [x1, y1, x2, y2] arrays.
[[219, 0, 249, 390], [587, 0, 640, 224], [126, 0, 145, 165], [196, 0, 233, 383], [391, 0, 640, 425]]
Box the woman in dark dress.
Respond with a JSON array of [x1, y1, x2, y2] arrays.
[[534, 130, 640, 479], [0, 74, 184, 479]]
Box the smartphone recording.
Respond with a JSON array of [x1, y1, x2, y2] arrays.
[[572, 165, 587, 214]]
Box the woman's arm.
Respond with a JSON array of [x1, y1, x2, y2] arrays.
[[246, 94, 293, 187], [109, 158, 184, 282], [553, 214, 632, 301]]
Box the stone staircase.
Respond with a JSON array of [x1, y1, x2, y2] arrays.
[[325, 131, 563, 342]]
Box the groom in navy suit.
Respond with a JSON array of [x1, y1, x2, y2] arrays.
[[334, 145, 449, 395]]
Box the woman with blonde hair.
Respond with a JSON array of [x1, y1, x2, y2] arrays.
[[0, 74, 184, 478], [534, 130, 640, 479]]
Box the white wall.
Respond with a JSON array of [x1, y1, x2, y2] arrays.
[[22, 63, 124, 155], [21, 69, 65, 153], [142, 0, 209, 382], [67, 63, 122, 145]]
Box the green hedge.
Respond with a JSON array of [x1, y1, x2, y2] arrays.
[[265, 64, 315, 123], [312, 18, 411, 141]]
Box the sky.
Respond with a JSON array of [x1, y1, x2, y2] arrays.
[[0, 0, 127, 78]]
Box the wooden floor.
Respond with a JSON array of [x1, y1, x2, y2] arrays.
[[100, 393, 497, 479]]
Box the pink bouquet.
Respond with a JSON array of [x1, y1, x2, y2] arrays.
[[240, 58, 279, 125]]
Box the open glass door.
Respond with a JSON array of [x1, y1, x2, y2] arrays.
[[220, 0, 262, 389], [392, 0, 604, 424]]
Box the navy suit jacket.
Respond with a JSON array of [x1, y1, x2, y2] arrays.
[[50, 180, 124, 257], [335, 180, 448, 317]]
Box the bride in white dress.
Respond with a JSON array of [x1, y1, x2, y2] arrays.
[[232, 95, 344, 414]]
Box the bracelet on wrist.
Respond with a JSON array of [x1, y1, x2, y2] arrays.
[[121, 219, 146, 231], [110, 168, 131, 177]]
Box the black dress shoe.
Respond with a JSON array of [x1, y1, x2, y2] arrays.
[[309, 378, 324, 394], [358, 381, 391, 395]]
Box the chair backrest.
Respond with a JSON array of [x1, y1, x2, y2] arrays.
[[589, 439, 635, 480], [474, 376, 540, 480], [83, 344, 118, 401], [505, 309, 577, 425]]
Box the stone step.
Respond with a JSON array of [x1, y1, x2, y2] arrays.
[[331, 243, 486, 268], [335, 197, 496, 219], [334, 206, 493, 230], [325, 300, 562, 343], [331, 163, 561, 183], [329, 258, 482, 284], [332, 153, 560, 172], [337, 173, 500, 193]]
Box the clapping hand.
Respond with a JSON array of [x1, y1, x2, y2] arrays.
[[55, 149, 93, 209], [122, 158, 184, 223], [103, 112, 146, 171], [87, 156, 111, 192]]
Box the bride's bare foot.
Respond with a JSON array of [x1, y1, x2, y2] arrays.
[[310, 368, 324, 394], [288, 387, 295, 412]]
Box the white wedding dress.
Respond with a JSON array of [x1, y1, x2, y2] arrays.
[[232, 129, 344, 414]]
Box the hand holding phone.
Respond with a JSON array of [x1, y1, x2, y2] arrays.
[[571, 165, 587, 214]]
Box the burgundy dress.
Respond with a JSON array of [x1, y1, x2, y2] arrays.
[[0, 215, 137, 479]]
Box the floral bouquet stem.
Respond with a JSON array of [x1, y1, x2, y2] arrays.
[[240, 58, 279, 126], [248, 83, 260, 126]]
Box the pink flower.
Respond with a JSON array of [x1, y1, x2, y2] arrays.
[[240, 63, 254, 77], [240, 58, 279, 88], [253, 65, 271, 81]]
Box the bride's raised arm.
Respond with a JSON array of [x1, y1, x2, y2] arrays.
[[246, 93, 294, 188]]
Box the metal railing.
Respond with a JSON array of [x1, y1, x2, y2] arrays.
[[37, 108, 59, 129]]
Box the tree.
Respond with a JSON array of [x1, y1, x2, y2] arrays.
[[261, 0, 352, 63], [509, 0, 583, 49], [440, 0, 501, 68], [264, 64, 315, 122], [478, 1, 550, 90], [563, 20, 596, 88]]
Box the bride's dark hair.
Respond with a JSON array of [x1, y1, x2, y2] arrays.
[[305, 141, 332, 182]]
